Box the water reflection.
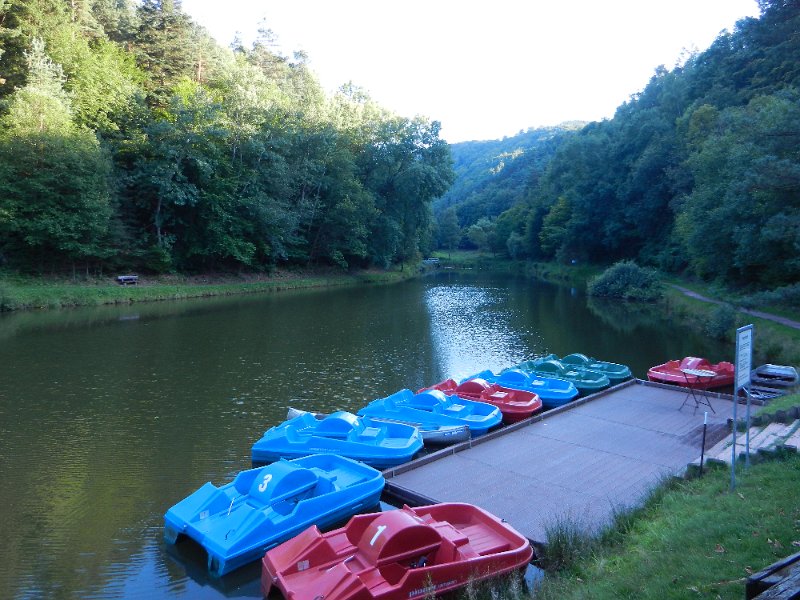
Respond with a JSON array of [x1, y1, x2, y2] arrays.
[[425, 283, 531, 381], [586, 296, 666, 334]]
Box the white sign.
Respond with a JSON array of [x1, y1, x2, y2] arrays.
[[735, 325, 753, 390]]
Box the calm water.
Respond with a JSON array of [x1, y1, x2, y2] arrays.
[[0, 271, 730, 599]]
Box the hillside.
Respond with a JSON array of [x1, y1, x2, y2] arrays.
[[438, 0, 800, 291]]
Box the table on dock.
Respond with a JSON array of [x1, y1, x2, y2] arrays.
[[383, 380, 736, 545]]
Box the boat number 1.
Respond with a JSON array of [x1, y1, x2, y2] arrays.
[[258, 473, 273, 492], [370, 525, 387, 546]]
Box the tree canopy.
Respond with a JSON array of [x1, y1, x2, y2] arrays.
[[0, 0, 454, 273]]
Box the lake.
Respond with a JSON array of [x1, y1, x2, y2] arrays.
[[0, 271, 730, 599]]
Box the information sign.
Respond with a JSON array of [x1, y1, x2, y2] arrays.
[[735, 325, 753, 390]]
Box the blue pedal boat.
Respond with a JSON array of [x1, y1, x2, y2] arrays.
[[251, 411, 423, 468], [357, 389, 502, 437], [465, 369, 579, 409], [511, 359, 611, 395], [163, 454, 384, 577], [287, 407, 471, 446]]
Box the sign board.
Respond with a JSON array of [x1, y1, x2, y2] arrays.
[[735, 325, 753, 390]]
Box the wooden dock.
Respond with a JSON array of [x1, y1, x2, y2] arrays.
[[382, 379, 739, 545]]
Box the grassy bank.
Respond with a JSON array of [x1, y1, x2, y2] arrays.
[[526, 260, 603, 287], [518, 258, 800, 366], [430, 250, 527, 273], [0, 267, 414, 312], [530, 453, 800, 600], [662, 283, 800, 366]]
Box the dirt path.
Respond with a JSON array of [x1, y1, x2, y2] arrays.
[[670, 285, 800, 330]]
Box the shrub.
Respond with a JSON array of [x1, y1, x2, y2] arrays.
[[587, 261, 662, 302], [705, 303, 737, 339], [740, 282, 800, 309]]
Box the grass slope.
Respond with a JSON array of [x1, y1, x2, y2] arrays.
[[533, 454, 800, 599]]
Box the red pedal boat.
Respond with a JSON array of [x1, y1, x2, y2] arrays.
[[421, 378, 542, 423], [261, 503, 533, 600], [647, 356, 734, 389]]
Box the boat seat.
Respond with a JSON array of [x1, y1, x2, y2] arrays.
[[358, 427, 382, 441], [247, 462, 319, 508], [356, 511, 442, 567]]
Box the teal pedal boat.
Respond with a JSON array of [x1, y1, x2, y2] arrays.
[[550, 353, 632, 384], [163, 454, 384, 577], [511, 358, 610, 395], [251, 411, 423, 468]]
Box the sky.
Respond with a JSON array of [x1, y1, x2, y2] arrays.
[[180, 0, 760, 143]]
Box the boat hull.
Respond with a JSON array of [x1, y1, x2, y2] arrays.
[[512, 359, 610, 394], [251, 412, 423, 469], [750, 364, 799, 388], [465, 369, 579, 409], [422, 379, 543, 423], [163, 454, 384, 577], [647, 357, 734, 389], [262, 502, 533, 600], [286, 407, 471, 446], [559, 353, 632, 384], [358, 389, 502, 437]]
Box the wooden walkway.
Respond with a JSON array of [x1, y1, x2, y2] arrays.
[[382, 379, 738, 545]]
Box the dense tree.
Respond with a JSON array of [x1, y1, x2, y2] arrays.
[[436, 206, 461, 255], [0, 1, 453, 275], [0, 38, 112, 270]]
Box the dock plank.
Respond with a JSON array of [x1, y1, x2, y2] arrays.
[[385, 380, 737, 544]]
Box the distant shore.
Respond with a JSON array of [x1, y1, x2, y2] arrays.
[[0, 267, 415, 312]]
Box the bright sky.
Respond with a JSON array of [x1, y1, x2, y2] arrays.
[[181, 0, 760, 143]]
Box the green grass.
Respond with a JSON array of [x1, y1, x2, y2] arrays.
[[0, 268, 413, 312], [662, 285, 800, 366], [756, 392, 800, 418], [532, 455, 800, 600]]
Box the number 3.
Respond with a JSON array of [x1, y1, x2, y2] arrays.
[[258, 473, 273, 492]]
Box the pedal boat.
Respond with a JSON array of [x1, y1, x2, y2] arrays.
[[357, 389, 502, 437], [251, 411, 423, 468], [163, 454, 384, 577], [421, 378, 542, 423], [261, 502, 534, 600]]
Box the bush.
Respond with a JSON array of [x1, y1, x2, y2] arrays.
[[587, 261, 662, 302], [740, 282, 800, 309], [705, 303, 737, 339]]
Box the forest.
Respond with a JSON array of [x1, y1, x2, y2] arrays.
[[438, 0, 800, 290], [2, 1, 799, 292], [0, 0, 454, 274]]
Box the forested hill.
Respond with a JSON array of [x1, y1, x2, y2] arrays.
[[438, 0, 800, 290], [0, 0, 454, 274], [437, 123, 586, 223]]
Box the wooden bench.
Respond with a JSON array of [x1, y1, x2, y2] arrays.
[[116, 275, 139, 285]]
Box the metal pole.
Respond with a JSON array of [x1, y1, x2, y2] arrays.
[[730, 388, 737, 490], [745, 386, 751, 468], [700, 411, 708, 477]]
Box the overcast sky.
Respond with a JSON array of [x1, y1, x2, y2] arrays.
[[181, 0, 760, 143]]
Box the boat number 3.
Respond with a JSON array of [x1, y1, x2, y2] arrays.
[[370, 525, 387, 546], [258, 473, 273, 493]]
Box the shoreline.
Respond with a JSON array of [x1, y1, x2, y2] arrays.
[[0, 267, 416, 313]]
